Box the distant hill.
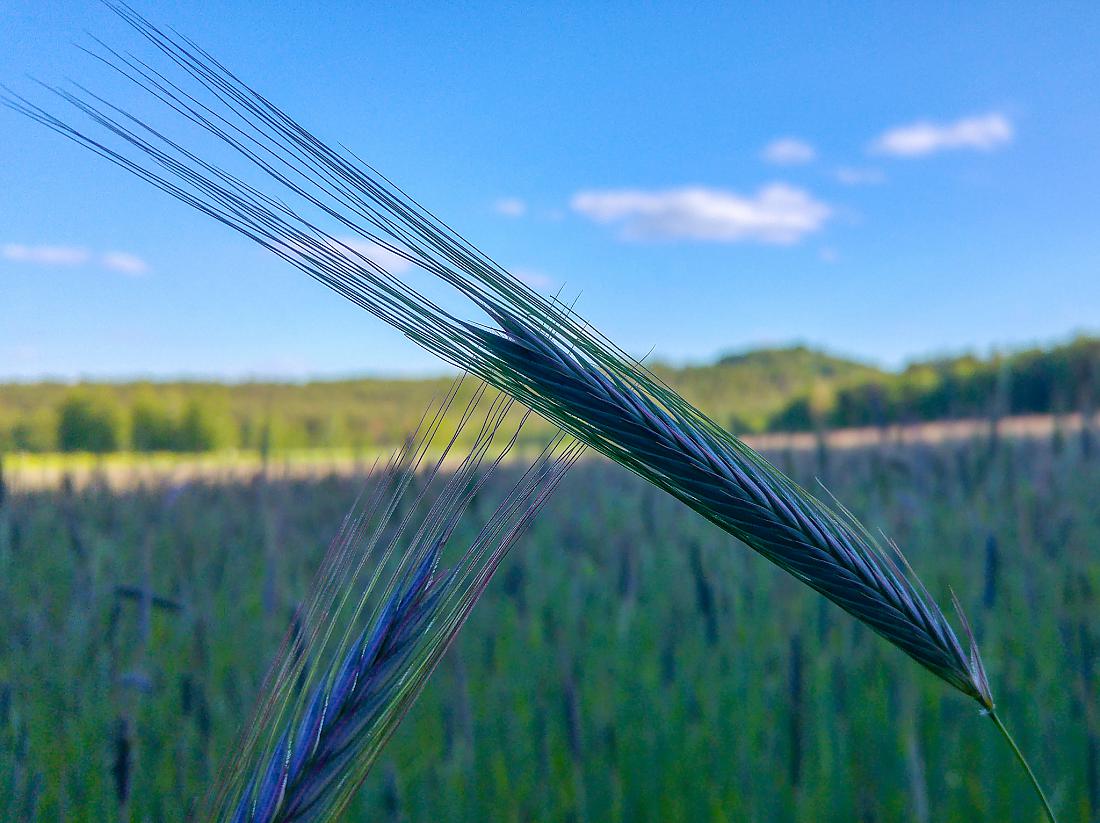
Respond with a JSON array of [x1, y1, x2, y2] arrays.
[[0, 346, 875, 454], [2, 337, 1097, 453], [653, 345, 881, 433]]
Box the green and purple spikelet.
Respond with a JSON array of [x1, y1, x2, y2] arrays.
[[236, 545, 441, 822], [205, 386, 579, 822]]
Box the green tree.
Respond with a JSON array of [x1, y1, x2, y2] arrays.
[[56, 395, 120, 453], [131, 397, 178, 451], [4, 408, 56, 452], [176, 399, 231, 452]]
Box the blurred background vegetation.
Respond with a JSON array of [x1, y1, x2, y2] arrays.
[[3, 335, 1098, 455], [1, 425, 1095, 820], [2, 335, 1098, 821]]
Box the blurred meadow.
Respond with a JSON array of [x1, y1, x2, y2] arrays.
[[1, 404, 1097, 820]]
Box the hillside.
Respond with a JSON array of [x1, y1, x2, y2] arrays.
[[3, 336, 1098, 453], [655, 345, 882, 432], [0, 346, 873, 453]]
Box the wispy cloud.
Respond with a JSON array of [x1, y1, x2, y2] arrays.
[[2, 243, 90, 266], [3, 242, 152, 274], [100, 251, 149, 275], [494, 197, 527, 217], [512, 268, 555, 290], [834, 166, 886, 186], [335, 237, 415, 274], [762, 138, 817, 165], [870, 112, 1013, 157], [571, 184, 831, 244], [273, 234, 417, 277]]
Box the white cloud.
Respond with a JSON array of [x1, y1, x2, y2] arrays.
[[762, 138, 817, 165], [494, 197, 527, 217], [283, 234, 418, 276], [335, 237, 415, 274], [571, 184, 831, 244], [512, 268, 555, 290], [101, 251, 149, 275], [870, 112, 1013, 157], [3, 242, 153, 274], [2, 243, 90, 265], [834, 166, 886, 186]]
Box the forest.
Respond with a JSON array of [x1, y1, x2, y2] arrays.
[[2, 336, 1097, 454]]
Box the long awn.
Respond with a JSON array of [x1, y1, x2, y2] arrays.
[[208, 382, 581, 822]]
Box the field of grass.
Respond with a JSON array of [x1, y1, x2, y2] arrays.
[[1, 427, 1097, 820]]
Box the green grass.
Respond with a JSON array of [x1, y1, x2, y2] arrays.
[[1, 431, 1096, 821]]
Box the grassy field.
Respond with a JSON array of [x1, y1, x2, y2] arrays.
[[0, 426, 1097, 821]]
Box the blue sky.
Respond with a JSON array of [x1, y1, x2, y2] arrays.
[[3, 1, 1100, 380]]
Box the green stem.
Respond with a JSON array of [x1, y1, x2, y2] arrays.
[[988, 711, 1057, 823]]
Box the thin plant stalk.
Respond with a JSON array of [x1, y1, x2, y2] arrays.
[[989, 712, 1058, 823]]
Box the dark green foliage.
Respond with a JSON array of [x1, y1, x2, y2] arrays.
[[0, 347, 867, 454], [175, 401, 230, 453], [130, 398, 177, 452], [56, 395, 121, 453], [4, 336, 1098, 454], [649, 345, 880, 432], [771, 336, 1100, 431]]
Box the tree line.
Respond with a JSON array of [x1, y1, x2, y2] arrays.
[[1, 336, 1098, 452], [0, 379, 537, 455], [769, 336, 1100, 431], [53, 395, 231, 453]]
